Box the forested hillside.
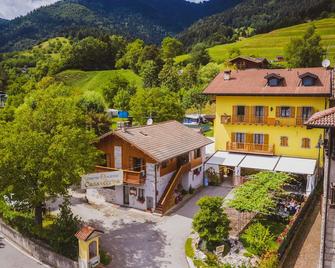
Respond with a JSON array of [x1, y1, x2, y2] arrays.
[[0, 0, 241, 52], [178, 0, 335, 48]]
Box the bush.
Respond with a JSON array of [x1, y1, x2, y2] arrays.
[[49, 197, 82, 260], [193, 196, 230, 251], [100, 249, 111, 266], [185, 238, 195, 258], [259, 251, 279, 268], [241, 222, 274, 256]]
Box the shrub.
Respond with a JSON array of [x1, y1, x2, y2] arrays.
[[185, 238, 195, 258], [193, 196, 230, 251], [49, 197, 82, 260], [259, 251, 279, 268], [241, 222, 274, 256], [100, 249, 111, 265]]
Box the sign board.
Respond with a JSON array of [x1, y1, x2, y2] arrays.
[[81, 171, 123, 189]]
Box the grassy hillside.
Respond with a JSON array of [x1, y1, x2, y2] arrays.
[[54, 69, 143, 94], [176, 18, 335, 64]]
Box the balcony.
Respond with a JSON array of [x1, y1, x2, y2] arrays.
[[190, 157, 203, 169], [226, 142, 275, 155], [95, 166, 145, 185], [231, 115, 269, 125]]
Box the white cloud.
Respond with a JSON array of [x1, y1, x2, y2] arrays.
[[0, 0, 59, 20]]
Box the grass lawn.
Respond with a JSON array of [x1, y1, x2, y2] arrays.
[[54, 69, 143, 95], [176, 18, 335, 65]]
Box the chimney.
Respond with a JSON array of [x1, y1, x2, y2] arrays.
[[223, 70, 232, 81]]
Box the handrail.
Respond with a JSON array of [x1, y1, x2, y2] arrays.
[[160, 162, 191, 206]]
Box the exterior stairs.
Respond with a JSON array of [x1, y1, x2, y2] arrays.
[[154, 162, 191, 215]]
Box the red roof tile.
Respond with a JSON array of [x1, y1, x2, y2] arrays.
[[203, 67, 332, 96], [305, 107, 335, 128], [75, 226, 103, 241]]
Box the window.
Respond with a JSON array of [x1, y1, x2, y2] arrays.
[[236, 133, 245, 143], [302, 138, 310, 149], [194, 148, 201, 158], [161, 161, 168, 169], [133, 157, 143, 171], [269, 78, 279, 86], [255, 106, 264, 117], [280, 107, 291, 117], [254, 134, 264, 145], [237, 106, 245, 116], [280, 136, 288, 147], [138, 189, 144, 200], [302, 77, 315, 86], [302, 107, 312, 119]]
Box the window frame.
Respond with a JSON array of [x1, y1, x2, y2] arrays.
[[253, 134, 264, 145], [236, 133, 245, 143], [280, 136, 288, 147], [280, 106, 291, 118], [194, 148, 201, 159], [301, 138, 311, 149]]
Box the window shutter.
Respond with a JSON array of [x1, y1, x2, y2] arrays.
[[264, 134, 269, 145], [231, 132, 236, 142], [297, 107, 303, 118], [264, 106, 269, 118], [310, 107, 314, 117], [276, 107, 281, 117], [246, 133, 253, 144], [245, 106, 250, 122], [233, 106, 238, 116], [290, 107, 296, 118]]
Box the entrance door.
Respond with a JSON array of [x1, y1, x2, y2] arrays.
[[146, 197, 153, 210], [123, 186, 129, 205]]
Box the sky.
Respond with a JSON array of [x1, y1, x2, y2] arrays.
[[0, 0, 209, 20]]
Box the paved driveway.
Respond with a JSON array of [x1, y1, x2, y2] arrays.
[[0, 233, 46, 268], [69, 185, 232, 268]]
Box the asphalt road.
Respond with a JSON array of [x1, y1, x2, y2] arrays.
[[0, 233, 46, 268]]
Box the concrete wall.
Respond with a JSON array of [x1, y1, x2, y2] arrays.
[[0, 219, 78, 268]]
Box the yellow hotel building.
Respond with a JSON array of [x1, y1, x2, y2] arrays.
[[204, 67, 333, 193]]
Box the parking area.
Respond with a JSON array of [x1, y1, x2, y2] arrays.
[[69, 185, 232, 268]]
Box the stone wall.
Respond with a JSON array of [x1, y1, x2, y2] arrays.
[[0, 219, 79, 268]]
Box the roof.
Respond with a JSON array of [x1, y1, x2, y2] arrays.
[[229, 56, 268, 64], [75, 226, 103, 241], [305, 107, 335, 128], [100, 121, 213, 163], [203, 67, 332, 96]]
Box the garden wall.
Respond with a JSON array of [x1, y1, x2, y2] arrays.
[[278, 182, 321, 267], [0, 219, 79, 268]]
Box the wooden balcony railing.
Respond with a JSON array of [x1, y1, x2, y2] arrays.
[[229, 115, 310, 127], [95, 166, 145, 185], [190, 157, 202, 169], [226, 142, 275, 155]]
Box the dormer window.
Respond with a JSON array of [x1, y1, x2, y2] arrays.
[[299, 72, 318, 87], [264, 73, 283, 87]]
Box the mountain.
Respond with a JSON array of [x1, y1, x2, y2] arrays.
[[0, 18, 8, 25], [0, 0, 242, 52], [178, 0, 335, 48]]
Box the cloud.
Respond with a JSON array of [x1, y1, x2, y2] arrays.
[[0, 0, 59, 20]]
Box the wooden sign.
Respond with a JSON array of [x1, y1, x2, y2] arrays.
[[81, 171, 123, 189]]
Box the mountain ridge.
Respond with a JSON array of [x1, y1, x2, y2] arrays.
[[0, 0, 242, 52]]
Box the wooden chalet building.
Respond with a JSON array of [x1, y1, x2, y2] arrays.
[[228, 56, 269, 69], [93, 120, 213, 214]]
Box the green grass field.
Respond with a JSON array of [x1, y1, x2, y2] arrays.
[[176, 18, 335, 64], [54, 69, 143, 94]]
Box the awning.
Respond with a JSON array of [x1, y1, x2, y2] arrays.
[[206, 151, 246, 167], [206, 151, 317, 176], [239, 155, 280, 171], [274, 157, 317, 175]]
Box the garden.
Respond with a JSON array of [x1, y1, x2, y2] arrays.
[[186, 171, 308, 268]]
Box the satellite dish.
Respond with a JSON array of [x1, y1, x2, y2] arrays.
[[322, 59, 331, 68], [147, 118, 153, 126]]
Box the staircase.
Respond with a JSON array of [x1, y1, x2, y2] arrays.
[[155, 162, 191, 215]]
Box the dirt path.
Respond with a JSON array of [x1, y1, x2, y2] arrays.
[[283, 200, 321, 268]]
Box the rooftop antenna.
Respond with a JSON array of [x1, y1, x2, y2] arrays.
[[322, 59, 331, 69], [146, 113, 153, 126]]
